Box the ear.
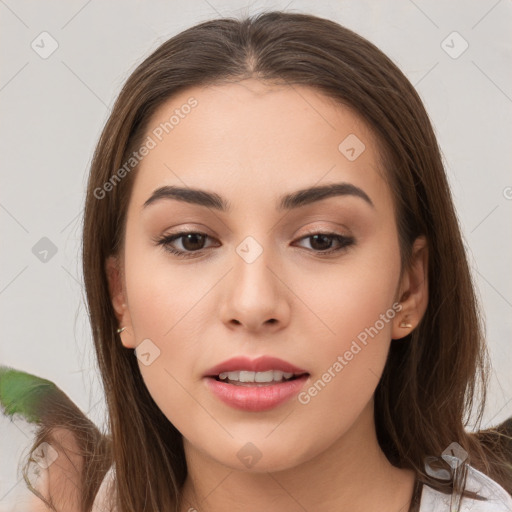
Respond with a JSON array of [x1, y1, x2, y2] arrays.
[[105, 255, 136, 349], [391, 236, 429, 340]]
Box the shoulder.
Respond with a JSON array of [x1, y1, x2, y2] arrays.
[[92, 463, 117, 512], [419, 464, 512, 511], [0, 427, 83, 512], [4, 439, 115, 512]]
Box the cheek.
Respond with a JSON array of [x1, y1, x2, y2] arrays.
[[122, 264, 204, 443], [294, 238, 401, 408], [124, 234, 207, 337], [298, 234, 400, 348], [121, 237, 205, 412]]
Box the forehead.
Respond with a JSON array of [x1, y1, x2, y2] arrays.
[[128, 79, 391, 214]]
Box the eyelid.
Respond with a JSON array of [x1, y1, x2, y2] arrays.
[[298, 224, 352, 238]]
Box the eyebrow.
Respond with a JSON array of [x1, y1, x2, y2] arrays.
[[142, 182, 374, 212]]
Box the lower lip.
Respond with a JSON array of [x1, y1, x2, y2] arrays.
[[204, 375, 309, 412]]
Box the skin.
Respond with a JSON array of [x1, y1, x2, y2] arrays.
[[106, 79, 428, 511]]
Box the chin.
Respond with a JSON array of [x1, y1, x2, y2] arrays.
[[200, 435, 319, 474]]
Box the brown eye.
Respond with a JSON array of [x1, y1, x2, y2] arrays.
[[309, 234, 334, 251], [155, 231, 217, 258], [179, 233, 207, 251], [295, 232, 355, 255]]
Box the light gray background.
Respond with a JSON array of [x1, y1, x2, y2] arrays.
[[1, 0, 511, 505]]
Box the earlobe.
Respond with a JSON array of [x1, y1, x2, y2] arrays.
[[392, 236, 429, 340], [116, 325, 136, 349]]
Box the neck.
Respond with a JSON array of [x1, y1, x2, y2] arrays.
[[179, 400, 416, 511]]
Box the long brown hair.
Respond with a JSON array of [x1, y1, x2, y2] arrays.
[[22, 10, 512, 511]]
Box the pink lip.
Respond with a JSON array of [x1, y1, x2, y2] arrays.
[[203, 356, 308, 377], [203, 356, 309, 412], [204, 374, 310, 412]]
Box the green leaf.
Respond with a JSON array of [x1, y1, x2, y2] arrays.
[[0, 365, 58, 424]]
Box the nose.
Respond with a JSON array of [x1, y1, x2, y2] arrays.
[[219, 240, 291, 333]]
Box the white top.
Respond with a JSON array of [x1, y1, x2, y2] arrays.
[[91, 463, 512, 512], [418, 463, 512, 511]]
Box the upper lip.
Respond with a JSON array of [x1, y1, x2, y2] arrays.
[[203, 356, 309, 377]]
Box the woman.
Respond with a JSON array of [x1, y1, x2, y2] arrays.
[[1, 10, 511, 512]]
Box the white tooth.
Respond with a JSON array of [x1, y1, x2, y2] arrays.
[[227, 371, 240, 381], [254, 370, 275, 382], [283, 372, 293, 379], [273, 370, 285, 381], [239, 371, 255, 382], [219, 372, 228, 380]]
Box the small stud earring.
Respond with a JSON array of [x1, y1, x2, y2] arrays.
[[399, 320, 412, 328], [117, 326, 127, 334]]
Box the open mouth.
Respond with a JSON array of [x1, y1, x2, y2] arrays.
[[211, 370, 309, 387], [203, 357, 310, 410], [204, 370, 310, 411]]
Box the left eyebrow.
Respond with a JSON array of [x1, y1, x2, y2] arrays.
[[142, 182, 374, 212]]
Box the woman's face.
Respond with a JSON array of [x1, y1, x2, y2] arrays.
[[107, 79, 425, 472]]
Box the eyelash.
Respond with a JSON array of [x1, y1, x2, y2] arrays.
[[154, 229, 355, 259]]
